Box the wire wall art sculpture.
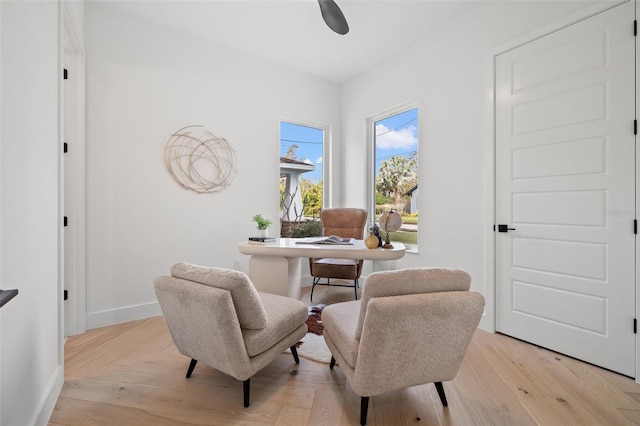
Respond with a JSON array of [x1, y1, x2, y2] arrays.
[[164, 125, 237, 194]]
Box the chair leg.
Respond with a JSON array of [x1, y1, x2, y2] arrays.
[[243, 378, 250, 407], [311, 277, 318, 302], [329, 356, 336, 369], [186, 359, 197, 378], [290, 345, 300, 364], [360, 396, 369, 425], [354, 279, 358, 300], [434, 382, 448, 407]]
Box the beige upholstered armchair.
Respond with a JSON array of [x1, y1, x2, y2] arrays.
[[153, 262, 308, 407], [321, 268, 485, 425], [309, 207, 368, 301]]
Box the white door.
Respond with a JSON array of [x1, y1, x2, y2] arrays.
[[496, 1, 635, 377]]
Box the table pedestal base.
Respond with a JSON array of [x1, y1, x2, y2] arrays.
[[248, 256, 302, 299]]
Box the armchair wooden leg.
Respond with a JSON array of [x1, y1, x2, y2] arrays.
[[329, 356, 336, 369], [290, 345, 300, 364], [186, 359, 197, 378], [434, 381, 448, 407], [354, 279, 358, 300], [360, 396, 369, 425], [243, 378, 250, 407]]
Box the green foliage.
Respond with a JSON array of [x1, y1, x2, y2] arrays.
[[252, 214, 272, 230], [300, 178, 322, 217], [291, 220, 322, 237], [400, 213, 418, 225], [388, 230, 417, 245], [375, 192, 393, 205], [280, 178, 323, 219]]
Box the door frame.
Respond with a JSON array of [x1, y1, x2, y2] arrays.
[[62, 2, 86, 336], [483, 0, 637, 380]]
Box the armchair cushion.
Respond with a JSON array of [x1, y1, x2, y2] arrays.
[[243, 292, 308, 357], [154, 276, 250, 375], [320, 300, 360, 368], [171, 262, 267, 329]]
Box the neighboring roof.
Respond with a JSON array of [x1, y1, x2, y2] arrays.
[[405, 184, 418, 196], [280, 157, 315, 175], [280, 157, 311, 165]]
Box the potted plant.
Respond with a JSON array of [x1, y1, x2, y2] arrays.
[[252, 214, 272, 237]]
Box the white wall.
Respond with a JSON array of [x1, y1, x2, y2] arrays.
[[340, 0, 604, 330], [83, 1, 612, 330], [83, 3, 342, 328], [0, 1, 63, 424]]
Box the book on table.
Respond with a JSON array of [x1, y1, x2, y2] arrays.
[[294, 235, 355, 245], [248, 237, 276, 245]]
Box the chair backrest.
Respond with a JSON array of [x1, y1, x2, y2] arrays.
[[350, 268, 485, 396], [320, 208, 367, 239], [170, 262, 267, 329], [154, 275, 253, 377], [356, 268, 471, 339]]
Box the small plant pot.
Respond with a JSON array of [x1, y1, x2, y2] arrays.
[[256, 229, 268, 238]]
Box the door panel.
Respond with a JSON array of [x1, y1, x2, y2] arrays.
[[496, 1, 635, 376]]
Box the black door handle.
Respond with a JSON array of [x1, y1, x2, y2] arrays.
[[498, 224, 516, 233]]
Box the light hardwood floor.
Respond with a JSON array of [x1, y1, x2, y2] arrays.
[[50, 286, 640, 425]]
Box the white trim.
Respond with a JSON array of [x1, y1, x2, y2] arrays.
[[279, 117, 331, 208], [484, 0, 634, 367], [86, 302, 163, 330], [365, 101, 419, 246], [62, 2, 83, 56], [62, 1, 86, 336], [634, 0, 639, 384], [31, 366, 64, 426], [480, 49, 496, 333], [57, 0, 64, 374]]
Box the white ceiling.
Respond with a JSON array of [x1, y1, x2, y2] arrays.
[[99, 0, 599, 84], [99, 0, 482, 83]]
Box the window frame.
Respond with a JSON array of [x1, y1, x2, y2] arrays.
[[366, 103, 419, 252], [279, 117, 331, 215]]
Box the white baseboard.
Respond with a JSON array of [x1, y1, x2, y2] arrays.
[[33, 365, 63, 426], [86, 301, 162, 330]]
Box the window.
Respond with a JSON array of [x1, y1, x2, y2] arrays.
[[370, 107, 418, 251], [279, 121, 325, 238]]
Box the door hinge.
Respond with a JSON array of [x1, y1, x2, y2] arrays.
[[634, 119, 637, 135], [634, 318, 637, 334], [64, 216, 68, 227], [635, 219, 637, 234], [63, 142, 68, 153], [64, 290, 68, 301], [634, 20, 637, 36], [63, 68, 68, 80]]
